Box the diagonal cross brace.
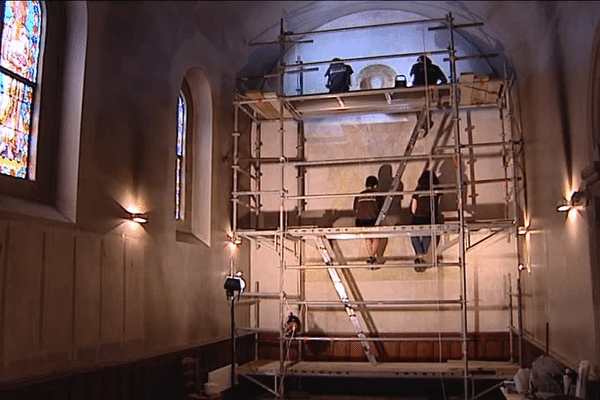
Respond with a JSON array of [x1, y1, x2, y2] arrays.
[[375, 107, 430, 226], [313, 236, 377, 364]]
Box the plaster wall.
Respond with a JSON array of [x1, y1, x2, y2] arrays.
[[465, 0, 600, 373], [282, 10, 497, 96], [250, 107, 518, 334], [233, 0, 600, 375], [0, 1, 253, 384]]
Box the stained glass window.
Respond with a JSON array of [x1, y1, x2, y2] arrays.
[[175, 90, 187, 220], [0, 0, 43, 179]]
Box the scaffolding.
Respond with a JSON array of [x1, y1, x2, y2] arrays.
[[229, 13, 526, 400]]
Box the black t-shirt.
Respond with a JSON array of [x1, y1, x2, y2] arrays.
[[410, 62, 447, 86], [412, 193, 441, 221], [354, 189, 384, 221], [325, 63, 353, 93]]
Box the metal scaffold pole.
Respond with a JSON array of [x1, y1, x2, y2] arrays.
[[232, 12, 521, 399], [447, 12, 470, 400], [232, 105, 240, 239], [277, 18, 286, 399], [505, 76, 525, 368]]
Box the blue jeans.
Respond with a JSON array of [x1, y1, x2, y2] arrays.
[[411, 216, 440, 256]]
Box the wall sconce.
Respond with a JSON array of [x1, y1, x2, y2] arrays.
[[518, 263, 530, 273], [228, 233, 242, 246], [517, 226, 528, 235], [130, 212, 148, 224], [556, 190, 588, 212]]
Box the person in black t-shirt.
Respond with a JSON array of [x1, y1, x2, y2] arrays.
[[325, 58, 353, 93], [409, 55, 447, 86], [410, 170, 442, 271], [354, 175, 387, 266]]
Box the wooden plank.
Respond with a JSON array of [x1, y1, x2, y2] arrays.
[[100, 234, 125, 343], [3, 221, 44, 365], [125, 237, 145, 341], [75, 231, 102, 347], [42, 227, 75, 351], [239, 359, 519, 379]]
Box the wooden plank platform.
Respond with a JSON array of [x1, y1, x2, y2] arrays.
[[238, 360, 519, 380]]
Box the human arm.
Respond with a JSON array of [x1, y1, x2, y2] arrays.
[[435, 66, 447, 84], [411, 195, 417, 215]]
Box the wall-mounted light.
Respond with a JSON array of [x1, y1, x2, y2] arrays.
[[556, 190, 588, 212], [228, 233, 242, 246], [517, 226, 528, 235], [518, 263, 530, 273], [130, 212, 148, 224]]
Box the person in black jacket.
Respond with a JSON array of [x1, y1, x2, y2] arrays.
[[325, 58, 353, 93], [354, 176, 387, 266], [409, 55, 447, 86]]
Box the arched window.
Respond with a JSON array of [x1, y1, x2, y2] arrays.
[[0, 0, 43, 179], [175, 86, 189, 220], [176, 78, 195, 232], [175, 70, 212, 245]]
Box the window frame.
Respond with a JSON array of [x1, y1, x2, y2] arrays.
[[0, 0, 64, 205], [175, 78, 194, 232]]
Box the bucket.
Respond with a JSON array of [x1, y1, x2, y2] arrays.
[[394, 74, 407, 88]]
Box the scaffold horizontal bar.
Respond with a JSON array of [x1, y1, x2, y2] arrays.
[[285, 261, 460, 269], [286, 224, 460, 238], [240, 292, 301, 299], [284, 84, 450, 103], [284, 336, 468, 342], [428, 21, 484, 31], [233, 220, 512, 240], [287, 153, 454, 167], [285, 188, 456, 201], [280, 49, 450, 69], [286, 299, 463, 306], [263, 66, 319, 78], [278, 17, 448, 39], [444, 53, 499, 62], [232, 188, 456, 200]]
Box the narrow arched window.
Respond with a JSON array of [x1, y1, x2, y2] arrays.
[[0, 0, 44, 179], [175, 89, 188, 220]]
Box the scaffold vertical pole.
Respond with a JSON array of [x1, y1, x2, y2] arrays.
[[447, 12, 470, 400], [232, 104, 240, 248], [505, 77, 525, 367], [277, 17, 286, 399]]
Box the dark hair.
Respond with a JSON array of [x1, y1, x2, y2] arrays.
[[417, 55, 432, 65], [332, 58, 341, 62], [366, 175, 378, 188], [417, 170, 439, 190]]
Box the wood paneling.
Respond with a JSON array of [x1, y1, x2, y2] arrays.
[[0, 335, 255, 399], [3, 221, 44, 366], [75, 231, 102, 347], [42, 227, 75, 352], [125, 239, 144, 341], [257, 331, 513, 363], [100, 234, 124, 344]]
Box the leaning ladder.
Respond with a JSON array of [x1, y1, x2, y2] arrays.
[[375, 107, 430, 225], [313, 236, 377, 365], [310, 107, 431, 364]]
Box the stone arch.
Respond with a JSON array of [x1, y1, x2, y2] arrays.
[[355, 64, 398, 89]]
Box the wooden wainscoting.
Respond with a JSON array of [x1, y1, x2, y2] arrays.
[[258, 331, 515, 363]]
